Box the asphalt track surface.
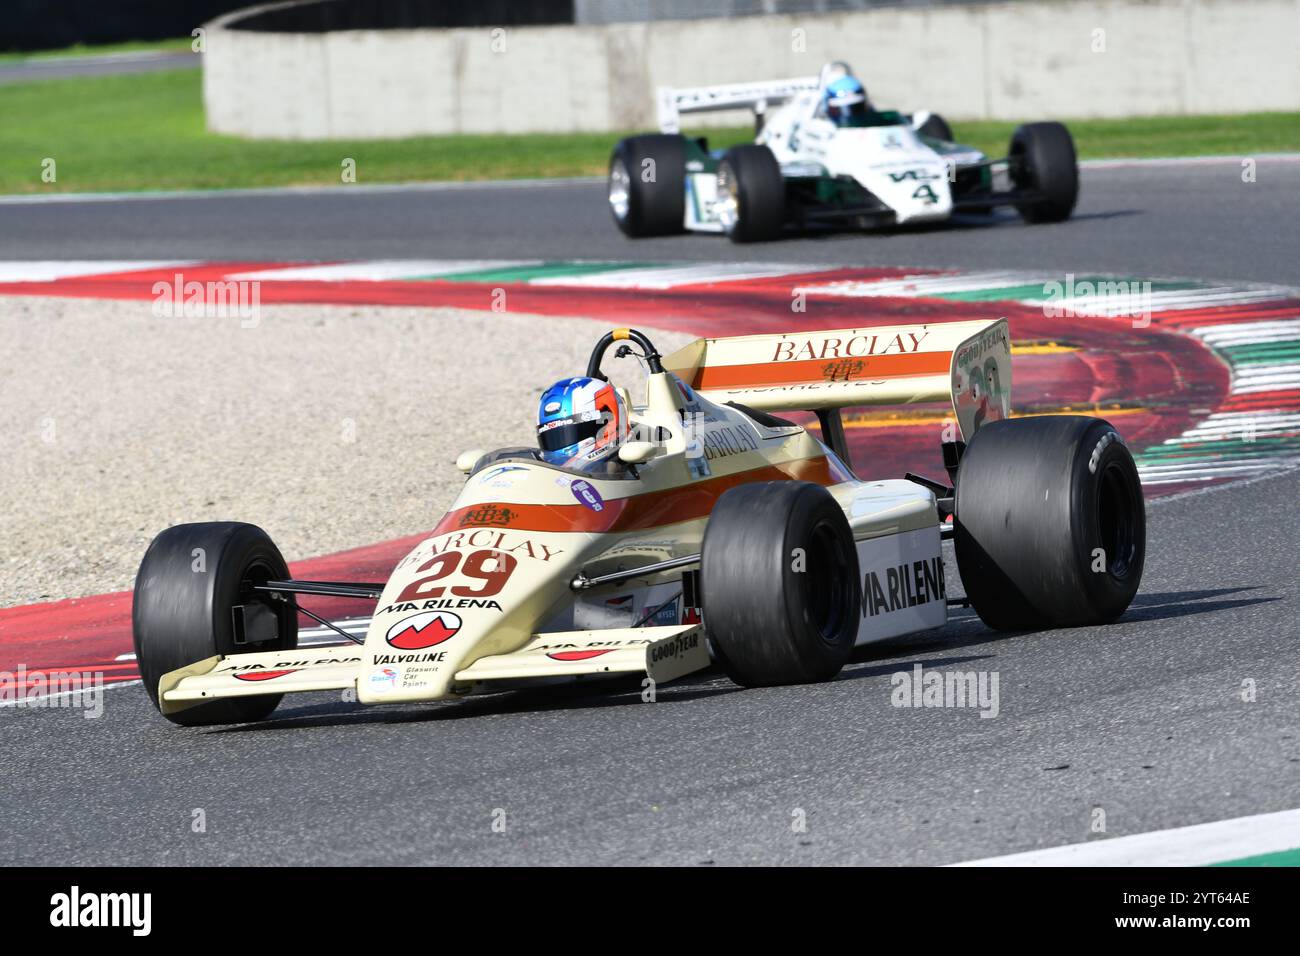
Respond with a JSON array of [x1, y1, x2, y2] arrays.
[[5, 161, 1300, 865], [7, 470, 1298, 865], [0, 52, 199, 86], [2, 161, 1298, 287]]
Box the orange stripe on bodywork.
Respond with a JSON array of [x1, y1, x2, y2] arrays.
[[693, 352, 950, 390], [434, 456, 850, 537]]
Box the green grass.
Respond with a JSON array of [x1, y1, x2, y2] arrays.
[[0, 38, 194, 63], [1, 67, 1296, 195], [945, 114, 1300, 162]]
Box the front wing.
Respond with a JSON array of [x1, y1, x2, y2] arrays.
[[158, 624, 708, 715]]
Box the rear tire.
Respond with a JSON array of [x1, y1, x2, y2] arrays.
[[954, 416, 1145, 630], [133, 522, 298, 726], [702, 481, 860, 686], [1009, 121, 1079, 224], [716, 144, 785, 242], [608, 134, 687, 237]]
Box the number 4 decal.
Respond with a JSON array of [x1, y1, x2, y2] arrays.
[[913, 184, 939, 205]]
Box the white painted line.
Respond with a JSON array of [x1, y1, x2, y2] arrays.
[[1177, 433, 1300, 445], [1138, 464, 1299, 483], [949, 807, 1300, 866], [1203, 409, 1300, 421], [11, 51, 197, 67], [0, 176, 604, 206], [794, 271, 1028, 297], [533, 262, 838, 289], [1201, 332, 1300, 348], [1137, 464, 1297, 484], [1232, 366, 1300, 384], [1232, 383, 1300, 395], [1080, 153, 1300, 170], [1043, 289, 1288, 315], [1138, 457, 1293, 473], [228, 259, 539, 282], [0, 679, 142, 707], [0, 260, 195, 282], [1173, 423, 1300, 441]]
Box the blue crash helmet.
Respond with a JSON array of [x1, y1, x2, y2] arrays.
[[536, 376, 628, 467], [824, 75, 870, 127]]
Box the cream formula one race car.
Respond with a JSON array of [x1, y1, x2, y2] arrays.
[[133, 323, 1145, 725]]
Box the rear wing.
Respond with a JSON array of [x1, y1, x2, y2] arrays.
[[657, 76, 820, 133], [662, 318, 1011, 440]]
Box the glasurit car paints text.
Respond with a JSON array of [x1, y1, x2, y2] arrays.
[[50, 886, 151, 936], [854, 526, 947, 645]]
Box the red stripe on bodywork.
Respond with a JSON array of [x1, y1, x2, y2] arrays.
[[693, 351, 950, 389], [432, 456, 849, 536]]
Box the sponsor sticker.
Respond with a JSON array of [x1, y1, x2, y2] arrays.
[[772, 331, 929, 362], [547, 649, 615, 662], [461, 504, 515, 527], [369, 668, 398, 693], [378, 599, 501, 615], [570, 479, 606, 512], [649, 598, 679, 626], [372, 651, 448, 666], [699, 424, 759, 460], [233, 669, 296, 682], [854, 527, 947, 646], [479, 465, 530, 488], [648, 629, 700, 663], [386, 611, 461, 649], [862, 555, 946, 617]]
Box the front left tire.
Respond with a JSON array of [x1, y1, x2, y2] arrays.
[[133, 521, 298, 726], [607, 134, 687, 237]]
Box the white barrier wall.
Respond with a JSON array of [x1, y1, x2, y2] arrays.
[[203, 0, 1300, 139]]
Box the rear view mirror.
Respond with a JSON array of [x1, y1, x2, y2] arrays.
[[618, 441, 658, 465], [456, 449, 487, 474]]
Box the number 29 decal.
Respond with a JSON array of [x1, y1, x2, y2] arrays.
[[397, 549, 517, 602]]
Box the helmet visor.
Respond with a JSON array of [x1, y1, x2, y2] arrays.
[[538, 414, 606, 453], [828, 96, 867, 125]]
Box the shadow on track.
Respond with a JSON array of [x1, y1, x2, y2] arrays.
[[205, 651, 996, 734], [202, 588, 1269, 735], [854, 586, 1275, 660], [761, 207, 1142, 245]]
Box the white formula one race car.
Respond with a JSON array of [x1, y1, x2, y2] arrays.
[[133, 323, 1144, 726], [608, 62, 1079, 241]]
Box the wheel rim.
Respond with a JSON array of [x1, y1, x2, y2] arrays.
[[1096, 460, 1139, 582], [802, 520, 855, 644], [237, 558, 293, 648], [608, 158, 631, 221], [1009, 138, 1033, 191], [715, 163, 740, 233]]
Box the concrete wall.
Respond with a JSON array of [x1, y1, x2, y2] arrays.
[[203, 0, 1300, 139], [573, 0, 980, 24]]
